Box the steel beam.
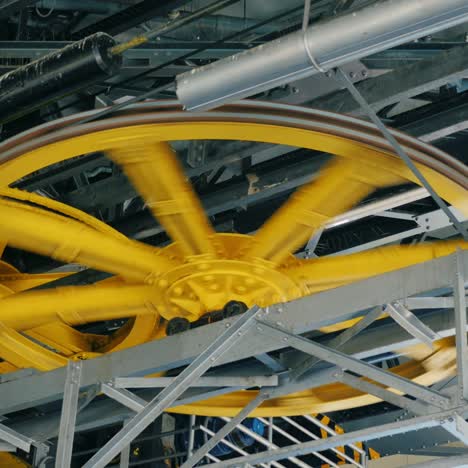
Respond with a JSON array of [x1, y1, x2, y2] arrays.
[[72, 0, 192, 38], [0, 41, 249, 67], [0, 252, 466, 415], [55, 361, 82, 468], [0, 423, 33, 452], [112, 375, 278, 388], [289, 306, 382, 380], [454, 249, 468, 402], [311, 45, 468, 115], [82, 306, 263, 468], [335, 371, 432, 416], [257, 322, 450, 408], [335, 67, 468, 240], [204, 407, 468, 467], [101, 385, 148, 413]]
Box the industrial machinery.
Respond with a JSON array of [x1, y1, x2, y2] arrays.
[[0, 100, 465, 419], [0, 0, 467, 465]]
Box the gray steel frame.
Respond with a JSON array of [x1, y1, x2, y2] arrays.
[[19, 249, 465, 466], [1, 251, 467, 418]]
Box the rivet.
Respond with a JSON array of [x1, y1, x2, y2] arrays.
[[225, 323, 231, 328], [257, 326, 263, 331], [283, 337, 288, 342]]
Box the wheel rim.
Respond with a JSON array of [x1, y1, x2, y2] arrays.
[[0, 100, 465, 416]]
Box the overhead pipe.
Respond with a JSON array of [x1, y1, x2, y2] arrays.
[[0, 32, 121, 124], [176, 0, 468, 111]]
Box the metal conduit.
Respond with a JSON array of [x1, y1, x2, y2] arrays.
[[176, 0, 468, 110]]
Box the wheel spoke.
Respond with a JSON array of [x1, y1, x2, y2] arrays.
[[0, 198, 175, 283], [0, 272, 71, 292], [246, 158, 403, 264], [287, 240, 468, 293], [0, 283, 154, 330], [0, 322, 68, 371], [109, 142, 217, 258], [25, 321, 97, 356]]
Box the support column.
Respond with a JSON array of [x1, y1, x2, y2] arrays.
[[454, 249, 468, 402], [83, 305, 263, 468], [55, 360, 82, 468]]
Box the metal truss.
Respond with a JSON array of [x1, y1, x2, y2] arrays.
[[0, 249, 462, 466]]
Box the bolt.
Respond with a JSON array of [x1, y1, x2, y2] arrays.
[[276, 321, 282, 326], [449, 417, 454, 422], [225, 323, 231, 328], [439, 419, 445, 425], [257, 326, 263, 331], [277, 307, 284, 313], [211, 357, 216, 361], [349, 71, 356, 79], [465, 32, 468, 43], [361, 70, 368, 77], [237, 332, 242, 336], [283, 337, 288, 342]]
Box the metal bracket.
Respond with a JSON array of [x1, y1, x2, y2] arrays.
[[385, 301, 440, 349]]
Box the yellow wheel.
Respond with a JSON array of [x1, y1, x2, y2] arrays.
[[0, 101, 465, 416]]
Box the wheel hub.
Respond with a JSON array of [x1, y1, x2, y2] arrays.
[[155, 234, 303, 321]]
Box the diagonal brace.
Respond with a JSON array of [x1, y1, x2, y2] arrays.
[[290, 306, 382, 380], [335, 66, 468, 241], [82, 305, 264, 468], [257, 320, 450, 409]]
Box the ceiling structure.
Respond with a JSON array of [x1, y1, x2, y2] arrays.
[[0, 0, 466, 467]]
